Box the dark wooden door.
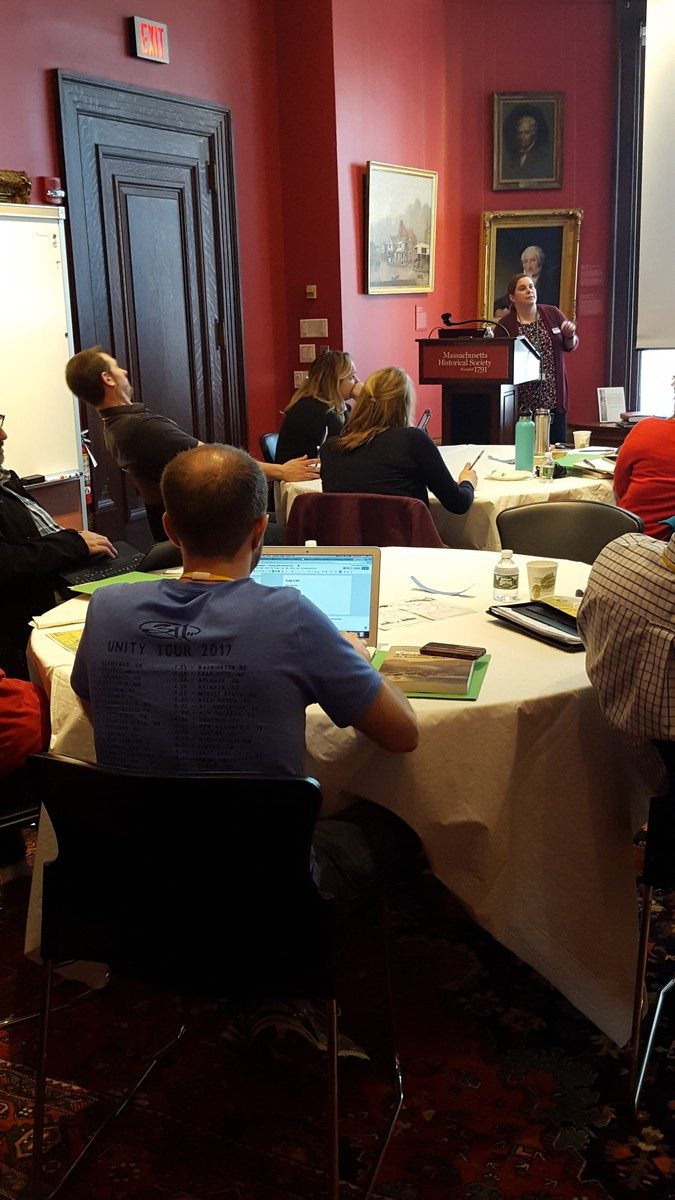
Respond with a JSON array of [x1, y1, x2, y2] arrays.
[[57, 71, 247, 543]]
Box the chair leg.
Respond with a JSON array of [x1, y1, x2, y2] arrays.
[[326, 998, 339, 1200], [362, 899, 403, 1200], [628, 884, 653, 1100], [31, 991, 187, 1200], [0, 982, 96, 1031], [634, 975, 675, 1111], [31, 960, 54, 1200]]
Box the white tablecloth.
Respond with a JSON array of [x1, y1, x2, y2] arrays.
[[26, 547, 649, 1044], [277, 444, 616, 550]]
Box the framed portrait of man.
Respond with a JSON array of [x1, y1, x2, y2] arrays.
[[478, 208, 583, 321], [493, 93, 564, 191]]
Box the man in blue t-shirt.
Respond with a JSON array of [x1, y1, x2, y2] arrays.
[[72, 443, 420, 1058]]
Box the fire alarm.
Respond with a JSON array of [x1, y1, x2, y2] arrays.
[[41, 177, 65, 205]]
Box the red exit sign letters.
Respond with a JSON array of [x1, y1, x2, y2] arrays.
[[131, 16, 170, 64]]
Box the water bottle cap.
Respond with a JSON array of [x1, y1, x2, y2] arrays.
[[501, 549, 513, 558]]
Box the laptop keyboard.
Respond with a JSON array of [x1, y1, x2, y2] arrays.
[[64, 553, 144, 586]]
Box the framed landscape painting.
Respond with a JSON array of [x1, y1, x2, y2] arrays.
[[478, 208, 583, 321], [365, 161, 438, 294], [493, 92, 564, 191]]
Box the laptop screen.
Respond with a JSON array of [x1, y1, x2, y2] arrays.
[[251, 547, 380, 642]]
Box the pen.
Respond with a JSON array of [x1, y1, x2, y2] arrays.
[[470, 450, 484, 469]]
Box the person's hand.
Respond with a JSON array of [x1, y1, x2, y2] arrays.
[[279, 455, 320, 483], [561, 319, 577, 340], [79, 530, 117, 558], [458, 463, 478, 488], [341, 631, 370, 661], [350, 378, 364, 400]]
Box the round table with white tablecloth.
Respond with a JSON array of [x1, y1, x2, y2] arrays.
[[26, 546, 648, 1044]]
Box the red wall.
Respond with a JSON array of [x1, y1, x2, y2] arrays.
[[327, 0, 615, 434], [1, 0, 616, 450], [0, 0, 290, 451], [331, 0, 451, 421]]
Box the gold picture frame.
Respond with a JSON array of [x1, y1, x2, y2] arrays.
[[365, 161, 437, 294], [493, 93, 564, 191], [478, 208, 583, 322], [0, 170, 32, 204]]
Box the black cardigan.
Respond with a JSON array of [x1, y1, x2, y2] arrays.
[[0, 472, 87, 677]]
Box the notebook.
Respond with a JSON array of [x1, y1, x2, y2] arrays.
[[251, 545, 381, 646], [487, 599, 583, 650]]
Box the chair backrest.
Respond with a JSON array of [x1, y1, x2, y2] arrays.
[[495, 500, 644, 565], [27, 753, 331, 999], [259, 432, 279, 464], [139, 539, 182, 571], [284, 491, 446, 548]]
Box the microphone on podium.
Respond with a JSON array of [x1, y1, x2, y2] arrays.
[[439, 313, 509, 337]]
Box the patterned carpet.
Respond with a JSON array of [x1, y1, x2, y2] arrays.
[[0, 849, 672, 1200]]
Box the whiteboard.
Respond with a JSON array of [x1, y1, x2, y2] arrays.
[[0, 204, 84, 482]]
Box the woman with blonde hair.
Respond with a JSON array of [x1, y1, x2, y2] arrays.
[[275, 349, 361, 463], [320, 366, 476, 513]]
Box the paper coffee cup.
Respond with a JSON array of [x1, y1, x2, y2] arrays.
[[573, 430, 591, 449], [527, 559, 558, 600]]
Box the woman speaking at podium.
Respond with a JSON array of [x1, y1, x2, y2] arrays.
[[497, 273, 578, 444]]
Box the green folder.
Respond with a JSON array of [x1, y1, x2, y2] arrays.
[[555, 450, 613, 470], [70, 571, 162, 595], [371, 651, 490, 701]]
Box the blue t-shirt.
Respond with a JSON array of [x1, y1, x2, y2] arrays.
[[71, 577, 382, 775]]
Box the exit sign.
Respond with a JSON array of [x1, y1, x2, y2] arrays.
[[131, 16, 170, 63]]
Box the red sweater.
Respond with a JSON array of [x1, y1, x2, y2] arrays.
[[613, 417, 675, 539], [0, 670, 50, 777]]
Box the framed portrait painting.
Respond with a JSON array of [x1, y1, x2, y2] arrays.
[[493, 93, 564, 191], [365, 161, 438, 294], [478, 208, 583, 321]]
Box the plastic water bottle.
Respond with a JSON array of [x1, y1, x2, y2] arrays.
[[493, 549, 519, 601], [540, 451, 555, 483], [515, 411, 535, 472]]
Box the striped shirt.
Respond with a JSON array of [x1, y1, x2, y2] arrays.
[[0, 475, 62, 536], [577, 532, 675, 783]]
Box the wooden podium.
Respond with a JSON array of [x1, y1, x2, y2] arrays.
[[417, 334, 541, 444]]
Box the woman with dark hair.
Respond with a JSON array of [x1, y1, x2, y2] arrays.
[[320, 366, 476, 512], [497, 273, 578, 444], [275, 350, 361, 463]]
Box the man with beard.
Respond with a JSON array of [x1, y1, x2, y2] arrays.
[[65, 347, 321, 540]]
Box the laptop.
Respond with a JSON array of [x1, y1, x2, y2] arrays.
[[57, 539, 182, 593], [251, 545, 381, 647]]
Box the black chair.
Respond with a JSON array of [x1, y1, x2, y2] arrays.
[[496, 500, 644, 564], [0, 772, 97, 1034], [26, 753, 403, 1200], [259, 432, 280, 518], [0, 769, 40, 846], [629, 740, 675, 1109], [138, 538, 182, 571], [259, 432, 279, 463]]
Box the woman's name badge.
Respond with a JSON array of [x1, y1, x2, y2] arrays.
[[552, 326, 561, 334]]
